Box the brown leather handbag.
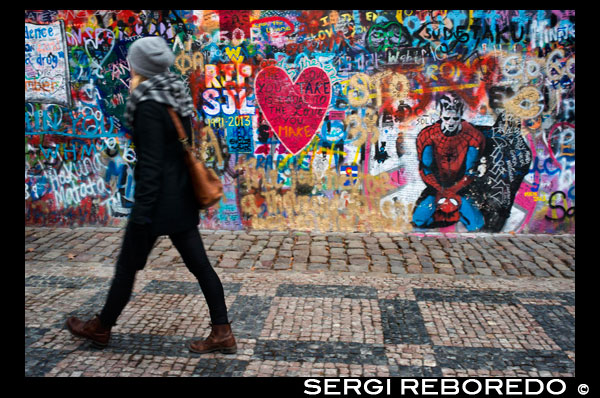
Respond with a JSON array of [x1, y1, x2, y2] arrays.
[[167, 107, 223, 210]]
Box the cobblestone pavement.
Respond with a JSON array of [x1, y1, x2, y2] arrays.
[[25, 227, 575, 377]]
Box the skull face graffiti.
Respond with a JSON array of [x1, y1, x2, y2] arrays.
[[438, 93, 465, 135], [366, 22, 408, 52]]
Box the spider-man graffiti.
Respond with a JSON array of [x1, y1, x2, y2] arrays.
[[24, 10, 570, 233], [413, 93, 486, 231]]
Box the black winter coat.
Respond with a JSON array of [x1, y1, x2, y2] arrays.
[[129, 100, 199, 236]]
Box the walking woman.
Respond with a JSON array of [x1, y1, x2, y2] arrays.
[[66, 36, 236, 354]]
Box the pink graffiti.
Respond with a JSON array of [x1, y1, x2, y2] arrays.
[[255, 66, 331, 155]]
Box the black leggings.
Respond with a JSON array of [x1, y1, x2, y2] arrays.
[[99, 222, 229, 328]]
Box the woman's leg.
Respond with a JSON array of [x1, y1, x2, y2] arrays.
[[98, 222, 158, 327], [169, 228, 229, 325]]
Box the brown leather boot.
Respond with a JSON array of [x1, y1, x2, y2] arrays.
[[189, 323, 237, 354], [66, 315, 111, 348]]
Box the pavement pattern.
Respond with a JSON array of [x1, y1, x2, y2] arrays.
[[25, 227, 575, 377]]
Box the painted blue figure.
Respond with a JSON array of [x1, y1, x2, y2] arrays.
[[412, 94, 486, 231]]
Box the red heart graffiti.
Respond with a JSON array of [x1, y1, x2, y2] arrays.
[[255, 66, 331, 155]]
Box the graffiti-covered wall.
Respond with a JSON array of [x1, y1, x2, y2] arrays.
[[25, 10, 575, 233]]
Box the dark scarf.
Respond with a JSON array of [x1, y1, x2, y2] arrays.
[[124, 72, 194, 127]]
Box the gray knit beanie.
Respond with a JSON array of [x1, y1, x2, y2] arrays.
[[127, 36, 174, 77]]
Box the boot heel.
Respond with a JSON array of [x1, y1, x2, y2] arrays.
[[65, 315, 111, 348], [90, 341, 108, 349], [220, 346, 237, 354], [189, 323, 237, 354]]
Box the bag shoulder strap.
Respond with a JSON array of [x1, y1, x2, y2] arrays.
[[166, 107, 191, 146]]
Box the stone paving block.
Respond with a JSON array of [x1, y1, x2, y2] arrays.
[[330, 260, 349, 271], [273, 260, 292, 270], [222, 251, 244, 259], [276, 284, 378, 299], [348, 265, 369, 273], [347, 241, 364, 248], [148, 256, 175, 268], [348, 249, 367, 256], [330, 254, 348, 262], [308, 263, 329, 271], [291, 262, 308, 271], [278, 250, 293, 258], [310, 246, 329, 254], [217, 258, 239, 268], [371, 254, 387, 263], [252, 339, 388, 365], [434, 346, 574, 375], [370, 264, 388, 273], [25, 227, 575, 377], [141, 280, 241, 296], [523, 304, 575, 351], [390, 263, 407, 275], [406, 264, 423, 274], [379, 299, 432, 345], [348, 256, 370, 265], [438, 268, 455, 275], [257, 260, 274, 269], [259, 253, 275, 262], [419, 300, 561, 351], [228, 295, 274, 340], [25, 345, 78, 377], [476, 268, 493, 276]]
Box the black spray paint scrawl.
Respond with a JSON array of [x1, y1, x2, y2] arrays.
[[470, 111, 532, 232]]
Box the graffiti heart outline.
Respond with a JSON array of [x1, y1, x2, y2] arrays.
[[83, 28, 116, 72], [254, 65, 332, 156]]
